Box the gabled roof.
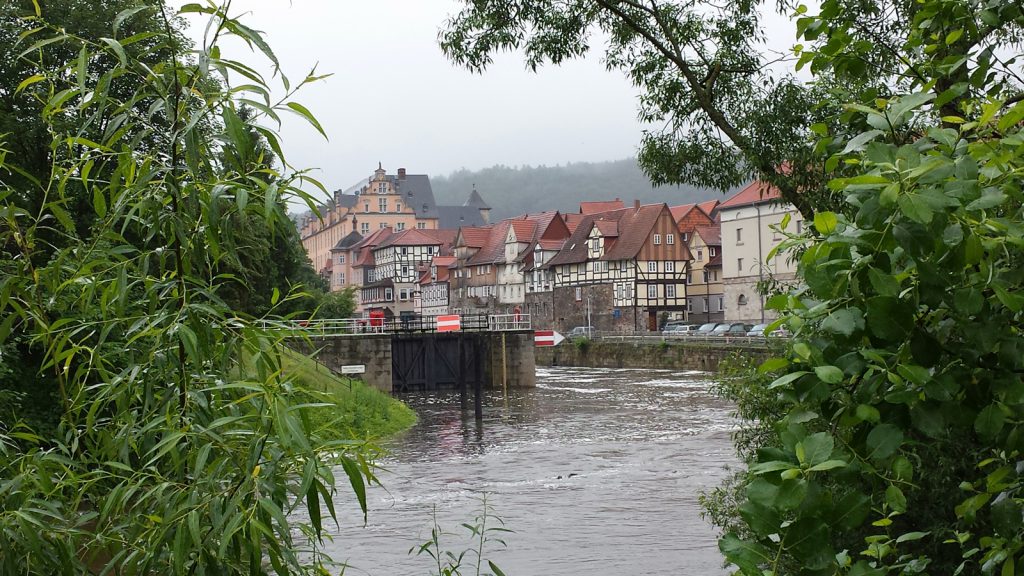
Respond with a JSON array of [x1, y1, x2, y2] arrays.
[[466, 220, 511, 265], [464, 188, 490, 209], [719, 180, 782, 209], [438, 206, 487, 229], [508, 219, 537, 242], [580, 199, 624, 214], [694, 224, 721, 246], [546, 204, 670, 267], [669, 203, 697, 222], [706, 253, 722, 267], [698, 200, 720, 218], [457, 226, 493, 249], [350, 227, 393, 268], [562, 213, 586, 233], [330, 230, 363, 252], [594, 220, 619, 237], [377, 229, 444, 249]]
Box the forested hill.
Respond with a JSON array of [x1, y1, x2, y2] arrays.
[[431, 159, 738, 220]]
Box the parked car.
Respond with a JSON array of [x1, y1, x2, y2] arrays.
[[747, 323, 770, 337], [692, 322, 721, 336], [661, 320, 689, 331], [710, 322, 750, 336], [726, 323, 754, 336], [568, 326, 595, 339], [662, 324, 699, 336]]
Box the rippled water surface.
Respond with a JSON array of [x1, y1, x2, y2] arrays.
[[323, 366, 737, 575]]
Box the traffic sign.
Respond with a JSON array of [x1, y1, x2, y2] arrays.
[[534, 329, 565, 347], [341, 364, 366, 375], [437, 314, 461, 332]]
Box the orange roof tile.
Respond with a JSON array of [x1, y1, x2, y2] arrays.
[[580, 199, 625, 214], [719, 180, 782, 209]]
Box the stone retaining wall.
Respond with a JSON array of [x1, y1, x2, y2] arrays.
[[534, 339, 770, 371]]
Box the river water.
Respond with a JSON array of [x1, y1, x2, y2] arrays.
[[323, 366, 737, 575]]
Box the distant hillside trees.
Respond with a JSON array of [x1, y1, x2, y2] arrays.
[[431, 159, 731, 219]]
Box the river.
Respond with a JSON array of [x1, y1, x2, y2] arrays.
[[322, 366, 737, 575]]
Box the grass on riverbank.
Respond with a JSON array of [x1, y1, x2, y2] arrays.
[[278, 348, 417, 440]]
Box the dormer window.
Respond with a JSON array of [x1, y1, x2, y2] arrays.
[[377, 182, 387, 194]]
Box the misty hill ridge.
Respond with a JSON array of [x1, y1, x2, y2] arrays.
[[430, 159, 736, 220]]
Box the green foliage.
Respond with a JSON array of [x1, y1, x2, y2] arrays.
[[440, 0, 844, 217], [711, 0, 1024, 573], [314, 287, 357, 320], [573, 336, 591, 353], [279, 348, 416, 440], [0, 2, 372, 574], [410, 495, 512, 576]]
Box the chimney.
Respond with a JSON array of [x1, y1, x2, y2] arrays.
[[634, 199, 640, 211], [398, 167, 407, 179]]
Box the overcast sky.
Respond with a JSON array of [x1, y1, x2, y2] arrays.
[[175, 1, 798, 200]]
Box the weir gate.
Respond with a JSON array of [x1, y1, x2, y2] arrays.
[[285, 314, 536, 396]]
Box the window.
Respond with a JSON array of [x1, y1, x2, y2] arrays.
[[377, 182, 387, 194], [736, 228, 743, 243], [592, 260, 608, 273], [702, 269, 710, 283], [575, 287, 582, 302], [427, 246, 434, 255], [703, 298, 709, 312], [653, 234, 662, 245], [687, 299, 693, 312], [666, 234, 675, 245], [647, 261, 658, 273], [385, 288, 394, 301], [620, 260, 628, 272], [360, 222, 370, 234], [396, 222, 405, 231], [399, 289, 408, 301], [682, 232, 689, 242], [717, 297, 724, 311], [337, 272, 345, 284], [379, 222, 388, 229], [737, 258, 744, 273], [710, 247, 717, 257], [738, 294, 748, 306], [396, 202, 402, 212], [665, 261, 675, 273], [401, 265, 409, 276], [364, 202, 369, 212], [379, 197, 387, 212], [338, 254, 346, 264], [400, 247, 408, 255], [417, 222, 426, 229], [686, 271, 693, 284], [697, 249, 703, 261], [647, 284, 658, 298], [590, 238, 600, 254], [666, 285, 676, 298], [614, 284, 623, 299]]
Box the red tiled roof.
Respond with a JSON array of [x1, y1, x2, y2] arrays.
[[670, 203, 696, 222], [458, 226, 493, 248], [719, 180, 782, 209], [580, 199, 624, 214], [377, 229, 443, 248], [466, 220, 511, 265], [694, 224, 721, 246], [563, 213, 585, 233], [706, 253, 722, 267], [594, 220, 619, 237], [509, 219, 536, 242], [698, 200, 720, 218], [538, 239, 566, 250], [547, 204, 673, 267]]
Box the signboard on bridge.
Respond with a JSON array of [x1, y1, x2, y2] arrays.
[[436, 315, 461, 332], [534, 330, 565, 347], [340, 364, 366, 375]]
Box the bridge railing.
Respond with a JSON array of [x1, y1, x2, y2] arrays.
[[488, 313, 531, 332]]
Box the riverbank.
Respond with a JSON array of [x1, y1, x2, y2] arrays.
[[535, 337, 772, 371], [281, 348, 417, 439]]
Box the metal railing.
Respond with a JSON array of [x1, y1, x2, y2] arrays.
[[262, 313, 532, 337], [488, 313, 532, 332]]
